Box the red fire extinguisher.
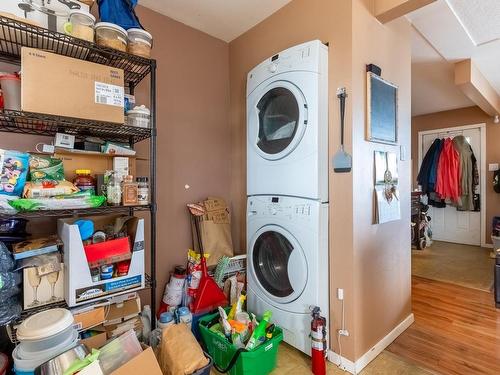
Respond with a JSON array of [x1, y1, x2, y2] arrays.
[[311, 306, 327, 375]]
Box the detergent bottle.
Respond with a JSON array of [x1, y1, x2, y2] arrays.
[[245, 310, 272, 350]]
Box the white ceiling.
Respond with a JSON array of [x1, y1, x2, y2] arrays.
[[140, 0, 292, 42], [408, 0, 500, 116]]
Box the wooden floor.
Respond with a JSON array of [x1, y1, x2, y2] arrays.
[[387, 276, 500, 375]]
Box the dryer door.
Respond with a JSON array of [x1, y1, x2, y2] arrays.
[[248, 81, 308, 161], [249, 225, 308, 304]]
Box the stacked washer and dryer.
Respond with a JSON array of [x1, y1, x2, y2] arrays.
[[246, 40, 329, 355]]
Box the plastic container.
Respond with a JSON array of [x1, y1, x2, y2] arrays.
[[64, 10, 95, 42], [126, 105, 150, 128], [95, 22, 127, 52], [176, 306, 193, 328], [199, 309, 283, 375], [158, 312, 175, 329], [16, 309, 75, 351], [73, 170, 96, 194], [127, 28, 153, 58], [0, 74, 21, 110], [98, 329, 143, 375]]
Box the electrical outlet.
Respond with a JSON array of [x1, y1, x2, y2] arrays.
[[339, 329, 350, 337], [337, 288, 344, 300]]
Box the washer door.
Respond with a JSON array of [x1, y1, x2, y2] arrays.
[[248, 81, 308, 161], [249, 225, 308, 304]]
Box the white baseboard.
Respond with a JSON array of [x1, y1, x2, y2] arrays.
[[327, 313, 414, 374]]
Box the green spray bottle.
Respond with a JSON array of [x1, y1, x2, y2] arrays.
[[245, 310, 272, 350]]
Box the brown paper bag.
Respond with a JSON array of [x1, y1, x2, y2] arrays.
[[159, 324, 208, 375], [191, 197, 234, 266]]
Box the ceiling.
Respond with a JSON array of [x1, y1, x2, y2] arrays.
[[409, 0, 500, 116], [140, 0, 292, 42]]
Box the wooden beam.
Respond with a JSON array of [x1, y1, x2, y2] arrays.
[[455, 59, 500, 116], [375, 0, 436, 24]]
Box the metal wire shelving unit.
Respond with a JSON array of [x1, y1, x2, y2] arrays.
[[0, 16, 158, 326]]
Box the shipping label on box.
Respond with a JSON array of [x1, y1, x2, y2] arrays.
[[23, 263, 64, 310], [22, 47, 125, 124]]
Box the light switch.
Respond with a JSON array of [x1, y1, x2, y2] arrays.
[[489, 163, 499, 172]]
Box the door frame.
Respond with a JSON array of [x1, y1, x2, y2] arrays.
[[417, 123, 488, 248]]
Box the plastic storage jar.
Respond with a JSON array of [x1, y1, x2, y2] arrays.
[[95, 22, 128, 52], [64, 10, 95, 42], [73, 169, 96, 194], [127, 28, 153, 58], [126, 105, 150, 128], [0, 74, 21, 110]]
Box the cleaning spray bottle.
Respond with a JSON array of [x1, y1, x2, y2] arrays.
[[245, 310, 272, 350], [227, 294, 246, 320]]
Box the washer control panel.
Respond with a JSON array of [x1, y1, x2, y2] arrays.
[[248, 196, 313, 220]]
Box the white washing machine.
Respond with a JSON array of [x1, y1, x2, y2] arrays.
[[247, 195, 329, 355], [246, 40, 328, 202]]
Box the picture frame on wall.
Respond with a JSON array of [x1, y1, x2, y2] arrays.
[[366, 72, 398, 144]]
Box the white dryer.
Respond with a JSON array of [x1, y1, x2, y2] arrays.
[[247, 195, 329, 355], [246, 40, 328, 202]]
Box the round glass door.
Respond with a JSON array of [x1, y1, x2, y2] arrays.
[[249, 81, 307, 160], [250, 226, 307, 304]]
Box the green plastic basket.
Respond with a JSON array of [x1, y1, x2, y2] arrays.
[[198, 309, 283, 375]]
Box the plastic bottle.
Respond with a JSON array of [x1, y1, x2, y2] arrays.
[[136, 177, 149, 205], [106, 172, 121, 206], [245, 311, 272, 350], [227, 294, 246, 320], [73, 169, 96, 194], [176, 307, 192, 329], [157, 312, 175, 329]]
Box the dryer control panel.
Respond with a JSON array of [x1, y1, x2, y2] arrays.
[[248, 196, 316, 222]]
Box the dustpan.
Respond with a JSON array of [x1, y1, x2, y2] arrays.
[[187, 203, 228, 313]]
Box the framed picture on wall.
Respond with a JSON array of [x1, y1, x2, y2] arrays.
[[366, 72, 398, 144]]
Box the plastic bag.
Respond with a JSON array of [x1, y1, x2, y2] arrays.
[[0, 150, 29, 196], [29, 155, 65, 183], [0, 296, 21, 325], [9, 192, 106, 212], [23, 180, 79, 198], [0, 242, 14, 272]]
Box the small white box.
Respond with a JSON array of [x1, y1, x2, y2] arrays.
[[113, 157, 130, 182], [55, 133, 75, 149], [58, 217, 145, 307]]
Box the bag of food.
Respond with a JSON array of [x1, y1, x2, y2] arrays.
[[29, 155, 65, 183], [23, 181, 80, 198], [0, 150, 29, 196]]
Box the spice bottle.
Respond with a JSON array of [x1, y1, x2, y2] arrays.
[[106, 172, 122, 206], [122, 175, 138, 206], [137, 177, 149, 205]]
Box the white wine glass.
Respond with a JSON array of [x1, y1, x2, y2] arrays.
[[46, 271, 60, 302], [27, 268, 42, 307]]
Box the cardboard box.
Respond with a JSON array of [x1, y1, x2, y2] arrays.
[[58, 217, 145, 307], [80, 328, 108, 351], [72, 306, 106, 331], [111, 348, 162, 375], [23, 263, 64, 310], [22, 47, 125, 124], [104, 297, 141, 326], [0, 1, 89, 33], [104, 317, 143, 339]]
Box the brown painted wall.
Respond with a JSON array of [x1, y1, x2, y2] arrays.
[[411, 106, 500, 244], [351, 0, 412, 358], [229, 0, 412, 362]]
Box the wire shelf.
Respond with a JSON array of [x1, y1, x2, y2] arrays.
[[0, 110, 152, 143], [0, 15, 154, 88], [0, 204, 151, 219]]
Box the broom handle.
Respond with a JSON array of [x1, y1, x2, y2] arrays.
[[337, 87, 347, 148]]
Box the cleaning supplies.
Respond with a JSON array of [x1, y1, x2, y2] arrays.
[[227, 294, 246, 321], [245, 310, 272, 350], [218, 306, 232, 339], [332, 87, 352, 173]]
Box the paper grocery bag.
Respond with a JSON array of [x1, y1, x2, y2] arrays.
[[159, 323, 208, 375], [191, 197, 234, 266]]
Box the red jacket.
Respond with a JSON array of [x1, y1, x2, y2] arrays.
[[435, 138, 460, 202]]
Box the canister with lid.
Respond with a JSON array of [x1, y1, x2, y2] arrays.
[[95, 22, 128, 52], [64, 10, 95, 42], [127, 28, 153, 58]]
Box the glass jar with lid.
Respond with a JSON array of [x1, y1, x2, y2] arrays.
[[73, 169, 95, 194], [64, 10, 96, 42], [127, 28, 153, 58], [95, 22, 128, 52]]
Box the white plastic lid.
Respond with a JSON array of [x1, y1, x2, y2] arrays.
[[17, 308, 74, 341], [95, 22, 128, 36], [127, 105, 150, 116], [69, 9, 96, 23], [127, 28, 153, 41]]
